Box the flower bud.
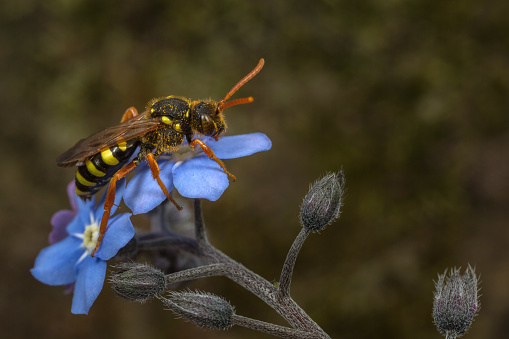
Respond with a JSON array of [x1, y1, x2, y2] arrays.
[[110, 263, 166, 302], [300, 171, 345, 232], [433, 265, 480, 338], [161, 291, 234, 330]]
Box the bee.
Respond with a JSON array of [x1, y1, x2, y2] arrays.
[[57, 58, 265, 256]]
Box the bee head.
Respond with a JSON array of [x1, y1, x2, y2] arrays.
[[191, 100, 226, 141]]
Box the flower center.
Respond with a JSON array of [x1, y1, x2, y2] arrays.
[[82, 220, 99, 253]]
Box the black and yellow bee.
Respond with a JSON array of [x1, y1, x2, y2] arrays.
[[56, 58, 265, 256]]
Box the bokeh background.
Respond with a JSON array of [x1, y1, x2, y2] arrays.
[[1, 0, 508, 338]]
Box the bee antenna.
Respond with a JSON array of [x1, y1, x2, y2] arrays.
[[218, 58, 264, 111]]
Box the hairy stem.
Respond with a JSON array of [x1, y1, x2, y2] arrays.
[[193, 199, 208, 247], [232, 314, 327, 339], [190, 200, 330, 337], [165, 263, 230, 285], [278, 228, 310, 298]]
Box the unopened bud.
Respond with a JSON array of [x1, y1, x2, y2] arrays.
[[161, 291, 234, 330], [110, 263, 166, 302], [433, 265, 480, 339], [300, 171, 345, 232]]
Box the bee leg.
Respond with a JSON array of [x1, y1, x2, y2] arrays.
[[90, 161, 138, 257], [146, 153, 183, 211], [120, 107, 139, 122], [190, 139, 237, 181]]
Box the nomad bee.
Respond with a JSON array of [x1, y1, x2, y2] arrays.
[[57, 58, 265, 256]]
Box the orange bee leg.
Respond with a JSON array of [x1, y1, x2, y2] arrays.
[[189, 139, 237, 181], [120, 107, 139, 122], [90, 161, 138, 257], [146, 153, 183, 211]]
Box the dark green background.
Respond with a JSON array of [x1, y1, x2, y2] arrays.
[[1, 0, 508, 338]]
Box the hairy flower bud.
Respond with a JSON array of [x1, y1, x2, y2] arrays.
[[161, 291, 234, 330], [300, 171, 345, 232], [433, 265, 480, 339], [110, 263, 166, 302]]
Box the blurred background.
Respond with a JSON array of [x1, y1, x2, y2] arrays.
[[1, 0, 508, 338]]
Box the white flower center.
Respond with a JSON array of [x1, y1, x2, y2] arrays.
[[81, 214, 100, 253]]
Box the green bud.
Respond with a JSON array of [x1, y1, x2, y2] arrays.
[[300, 171, 345, 232], [161, 291, 234, 330], [110, 263, 166, 302], [433, 265, 480, 338]]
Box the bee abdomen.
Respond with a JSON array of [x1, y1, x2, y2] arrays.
[[74, 140, 139, 199]]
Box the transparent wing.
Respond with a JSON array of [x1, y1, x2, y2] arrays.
[[56, 111, 162, 167]]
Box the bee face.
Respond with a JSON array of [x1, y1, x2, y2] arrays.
[[192, 101, 226, 139]]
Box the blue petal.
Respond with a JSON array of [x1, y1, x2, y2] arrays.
[[95, 178, 126, 220], [66, 181, 78, 212], [71, 257, 106, 314], [95, 213, 135, 261], [209, 133, 272, 159], [173, 156, 229, 201], [31, 237, 84, 286], [66, 198, 95, 234], [124, 160, 175, 214], [49, 210, 75, 244]]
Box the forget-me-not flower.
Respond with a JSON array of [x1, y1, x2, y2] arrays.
[[124, 133, 271, 214], [31, 179, 134, 314], [49, 181, 78, 245]]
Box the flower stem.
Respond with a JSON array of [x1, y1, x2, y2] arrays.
[[278, 228, 310, 298], [189, 200, 330, 337], [232, 314, 327, 339], [164, 263, 230, 285], [193, 199, 208, 247]]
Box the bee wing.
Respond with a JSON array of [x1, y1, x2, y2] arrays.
[[56, 111, 162, 167]]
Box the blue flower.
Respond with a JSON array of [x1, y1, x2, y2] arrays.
[[124, 133, 272, 214], [49, 181, 78, 245], [31, 179, 134, 314]]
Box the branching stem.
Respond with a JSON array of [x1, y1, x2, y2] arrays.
[[232, 314, 327, 339], [187, 199, 329, 337], [128, 199, 331, 338]]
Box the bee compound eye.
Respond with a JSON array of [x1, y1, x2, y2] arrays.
[[200, 115, 216, 136]]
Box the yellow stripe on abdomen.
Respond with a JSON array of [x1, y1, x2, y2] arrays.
[[76, 171, 96, 186], [100, 148, 120, 165], [75, 186, 88, 197], [85, 159, 106, 177], [118, 141, 127, 152]]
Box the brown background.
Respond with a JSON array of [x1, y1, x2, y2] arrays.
[[1, 1, 508, 338]]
